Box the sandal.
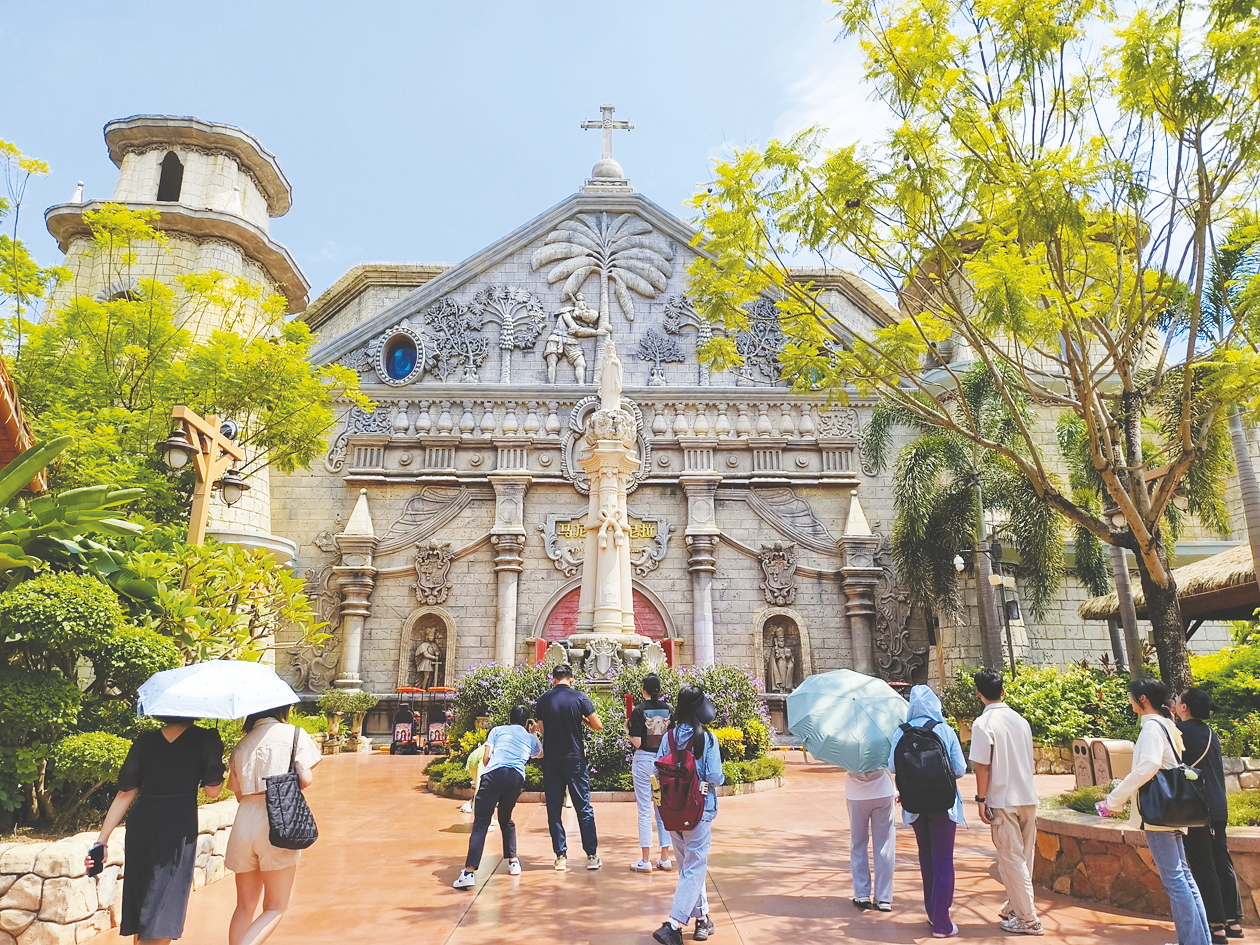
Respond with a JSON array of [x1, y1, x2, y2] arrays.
[[1212, 925, 1229, 945], [1227, 923, 1245, 939]]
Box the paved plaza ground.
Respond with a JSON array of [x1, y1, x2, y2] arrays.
[[88, 753, 1183, 945]]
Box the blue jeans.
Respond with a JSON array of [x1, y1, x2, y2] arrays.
[[1145, 830, 1211, 945], [911, 812, 957, 935], [668, 820, 713, 926], [543, 755, 598, 857], [632, 750, 669, 850], [464, 766, 523, 869]]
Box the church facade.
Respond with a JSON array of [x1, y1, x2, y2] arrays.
[[45, 112, 1245, 717]]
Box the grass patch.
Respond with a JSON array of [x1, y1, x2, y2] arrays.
[[722, 756, 786, 785], [1228, 790, 1260, 826]]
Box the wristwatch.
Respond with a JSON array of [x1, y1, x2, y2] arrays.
[[974, 795, 986, 803]]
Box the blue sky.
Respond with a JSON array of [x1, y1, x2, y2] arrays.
[[4, 1, 883, 303]]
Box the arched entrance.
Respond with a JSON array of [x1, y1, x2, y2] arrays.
[[536, 584, 670, 642]]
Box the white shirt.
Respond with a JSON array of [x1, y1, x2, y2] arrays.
[[845, 769, 895, 801], [1105, 715, 1185, 832], [969, 701, 1038, 809], [229, 719, 321, 797]]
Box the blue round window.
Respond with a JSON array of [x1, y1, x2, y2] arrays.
[[384, 336, 418, 380]]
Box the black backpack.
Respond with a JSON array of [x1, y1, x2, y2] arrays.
[[892, 720, 957, 814]]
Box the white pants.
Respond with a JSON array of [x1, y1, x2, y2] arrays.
[[848, 795, 896, 903], [632, 750, 669, 849], [668, 820, 713, 926]]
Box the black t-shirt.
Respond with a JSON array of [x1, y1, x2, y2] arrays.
[[628, 698, 671, 753], [1177, 718, 1228, 820], [537, 684, 596, 759], [117, 726, 225, 795]]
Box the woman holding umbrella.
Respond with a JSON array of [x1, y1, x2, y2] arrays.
[[88, 717, 226, 945], [225, 705, 321, 945]]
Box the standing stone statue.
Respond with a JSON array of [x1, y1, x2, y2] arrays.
[[412, 629, 443, 689], [767, 629, 797, 692], [544, 292, 605, 384]]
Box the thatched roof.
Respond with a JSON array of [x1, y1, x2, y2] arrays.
[[1078, 543, 1260, 623]]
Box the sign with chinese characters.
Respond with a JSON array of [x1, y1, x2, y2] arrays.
[[538, 509, 674, 578]]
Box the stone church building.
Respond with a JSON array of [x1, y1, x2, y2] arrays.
[[45, 113, 1246, 720]]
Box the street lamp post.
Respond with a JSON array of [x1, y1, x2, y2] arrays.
[[158, 406, 247, 545]]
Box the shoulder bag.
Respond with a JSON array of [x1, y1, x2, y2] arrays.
[[264, 725, 319, 850], [1137, 720, 1210, 829]]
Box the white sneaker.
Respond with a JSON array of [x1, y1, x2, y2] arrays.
[[655, 858, 674, 871], [453, 869, 475, 889], [554, 855, 567, 871], [1000, 916, 1044, 936], [459, 801, 473, 813], [508, 858, 521, 875], [630, 859, 653, 872], [932, 923, 959, 938], [587, 854, 603, 870]]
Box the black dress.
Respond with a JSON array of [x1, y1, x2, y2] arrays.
[[117, 726, 225, 940], [1177, 718, 1243, 925]]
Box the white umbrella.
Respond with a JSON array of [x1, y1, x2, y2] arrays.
[[137, 660, 299, 720]]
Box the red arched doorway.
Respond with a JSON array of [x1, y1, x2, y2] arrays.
[[540, 587, 668, 641]]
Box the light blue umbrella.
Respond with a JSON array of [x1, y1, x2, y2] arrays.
[[787, 669, 909, 773], [137, 660, 299, 720]]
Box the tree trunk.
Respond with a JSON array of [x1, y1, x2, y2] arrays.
[[1108, 543, 1144, 679], [972, 478, 1004, 670], [1228, 407, 1260, 576], [1132, 534, 1192, 691]]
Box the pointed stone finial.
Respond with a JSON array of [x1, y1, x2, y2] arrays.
[[845, 495, 872, 536], [342, 488, 375, 538], [72, 181, 84, 203]]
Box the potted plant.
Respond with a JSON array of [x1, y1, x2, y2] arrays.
[[344, 689, 380, 739], [317, 688, 353, 739]]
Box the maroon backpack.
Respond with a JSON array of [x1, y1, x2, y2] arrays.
[[655, 729, 707, 832]]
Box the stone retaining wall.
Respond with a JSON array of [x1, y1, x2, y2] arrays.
[[0, 800, 237, 945], [1224, 757, 1260, 793], [1034, 808, 1260, 921], [1033, 743, 1074, 775]]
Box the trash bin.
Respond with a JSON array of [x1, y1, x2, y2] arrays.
[[1091, 738, 1134, 786], [1072, 738, 1096, 789]]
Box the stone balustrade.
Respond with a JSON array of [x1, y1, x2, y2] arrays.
[[0, 800, 236, 945]]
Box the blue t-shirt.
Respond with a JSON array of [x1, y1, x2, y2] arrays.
[[483, 724, 542, 776], [537, 684, 596, 759]]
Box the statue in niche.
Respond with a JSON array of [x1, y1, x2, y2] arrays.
[[544, 293, 605, 384], [288, 639, 339, 693], [415, 540, 454, 605], [411, 627, 445, 689], [764, 620, 802, 692], [759, 540, 798, 606]]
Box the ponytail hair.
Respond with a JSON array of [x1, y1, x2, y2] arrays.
[[642, 673, 662, 699]]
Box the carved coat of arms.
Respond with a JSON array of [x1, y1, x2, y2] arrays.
[[415, 540, 454, 605], [759, 540, 798, 606]]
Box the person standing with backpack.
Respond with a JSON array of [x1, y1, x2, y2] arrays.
[[651, 685, 725, 945], [969, 668, 1042, 935], [887, 684, 968, 939]]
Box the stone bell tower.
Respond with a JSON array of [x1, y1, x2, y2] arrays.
[[43, 115, 310, 561]]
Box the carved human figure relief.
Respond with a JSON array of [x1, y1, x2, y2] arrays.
[[414, 540, 454, 605], [543, 292, 605, 383], [287, 639, 339, 693], [759, 540, 799, 606]]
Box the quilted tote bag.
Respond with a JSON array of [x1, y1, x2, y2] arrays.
[[264, 725, 319, 850], [1137, 721, 1209, 829]]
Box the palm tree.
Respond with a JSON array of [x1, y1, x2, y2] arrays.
[[863, 365, 1066, 670], [531, 213, 674, 333]]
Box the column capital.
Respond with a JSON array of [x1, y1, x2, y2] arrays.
[[491, 533, 526, 572], [839, 534, 880, 569], [488, 473, 532, 536]]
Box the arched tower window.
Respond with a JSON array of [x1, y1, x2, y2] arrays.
[[156, 151, 184, 202]]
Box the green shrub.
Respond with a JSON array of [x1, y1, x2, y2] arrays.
[[206, 718, 245, 755], [422, 758, 472, 789], [743, 717, 771, 760], [0, 667, 81, 747], [584, 693, 631, 786], [449, 664, 554, 740], [710, 726, 745, 762], [722, 756, 785, 785], [48, 731, 131, 827], [1193, 646, 1260, 720], [1220, 714, 1260, 758], [291, 711, 327, 736], [524, 761, 543, 791], [0, 573, 124, 676], [341, 690, 379, 715], [87, 626, 181, 698], [687, 664, 767, 732], [592, 769, 634, 792], [1228, 789, 1260, 826], [611, 663, 684, 708], [941, 667, 985, 722]]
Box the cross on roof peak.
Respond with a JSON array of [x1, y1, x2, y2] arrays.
[[580, 104, 634, 187]]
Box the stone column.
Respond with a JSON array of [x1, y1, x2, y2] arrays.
[[333, 489, 377, 689], [839, 496, 880, 676], [680, 474, 722, 666], [489, 474, 531, 667]]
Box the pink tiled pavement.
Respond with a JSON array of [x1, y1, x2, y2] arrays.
[[87, 754, 1188, 944]]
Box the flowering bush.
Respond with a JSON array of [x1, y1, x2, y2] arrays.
[[448, 664, 557, 740]]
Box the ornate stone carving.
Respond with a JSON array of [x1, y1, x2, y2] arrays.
[[303, 564, 342, 631], [542, 641, 569, 672], [323, 406, 393, 473], [469, 285, 547, 384], [736, 298, 785, 385], [376, 485, 492, 554], [411, 626, 445, 689], [871, 523, 929, 684], [560, 396, 650, 495], [543, 292, 604, 384], [286, 639, 339, 693], [636, 328, 685, 386], [538, 508, 674, 577], [663, 294, 713, 386], [759, 540, 798, 606], [123, 144, 277, 214], [423, 298, 490, 381], [743, 488, 841, 555], [764, 618, 803, 692], [642, 641, 667, 668], [414, 540, 454, 605], [817, 406, 862, 438], [581, 636, 623, 676], [530, 213, 674, 325], [312, 530, 338, 553]]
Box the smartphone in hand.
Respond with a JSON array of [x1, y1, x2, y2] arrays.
[[87, 843, 104, 878]]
